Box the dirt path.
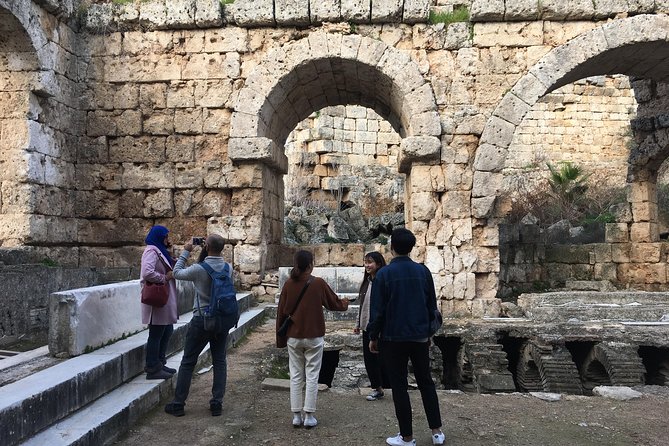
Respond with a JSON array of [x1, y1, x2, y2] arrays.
[[115, 319, 669, 446]]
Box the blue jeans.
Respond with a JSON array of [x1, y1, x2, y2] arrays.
[[172, 314, 238, 406], [145, 324, 174, 372], [381, 340, 442, 437]]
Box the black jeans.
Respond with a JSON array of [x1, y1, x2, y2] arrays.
[[173, 314, 237, 406], [145, 324, 174, 372], [381, 340, 442, 437], [363, 330, 388, 389]]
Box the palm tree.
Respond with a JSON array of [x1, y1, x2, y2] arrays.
[[547, 161, 590, 203]]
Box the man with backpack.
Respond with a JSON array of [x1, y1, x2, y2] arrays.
[[165, 234, 239, 417]]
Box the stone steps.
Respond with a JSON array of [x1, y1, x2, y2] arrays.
[[1, 294, 265, 446]]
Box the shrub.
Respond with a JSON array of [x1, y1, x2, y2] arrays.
[[547, 161, 590, 204], [504, 162, 627, 228]]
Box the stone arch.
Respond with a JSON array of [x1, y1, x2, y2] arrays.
[[0, 1, 54, 73], [516, 341, 543, 392], [0, 2, 76, 249], [229, 32, 441, 270], [516, 341, 583, 394], [581, 344, 614, 393], [475, 14, 669, 215], [0, 4, 43, 247], [474, 15, 669, 296]]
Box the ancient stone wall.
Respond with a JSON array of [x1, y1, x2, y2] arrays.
[[505, 75, 636, 189], [0, 265, 136, 347], [0, 5, 79, 251], [499, 221, 669, 297], [285, 105, 405, 213], [2, 0, 669, 321]]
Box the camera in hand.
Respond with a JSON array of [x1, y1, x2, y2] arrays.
[[192, 237, 205, 245]]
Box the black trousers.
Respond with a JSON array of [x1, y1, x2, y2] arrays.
[[381, 340, 442, 437], [363, 330, 389, 389]]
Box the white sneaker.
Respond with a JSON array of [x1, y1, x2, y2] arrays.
[[292, 412, 302, 428], [366, 389, 385, 401], [386, 433, 416, 446], [432, 431, 445, 445], [303, 412, 317, 429]]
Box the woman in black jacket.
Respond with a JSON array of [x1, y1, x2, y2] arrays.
[[354, 251, 387, 401]]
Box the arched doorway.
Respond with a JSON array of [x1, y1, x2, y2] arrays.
[[0, 2, 76, 253], [229, 32, 441, 274], [476, 14, 669, 297]]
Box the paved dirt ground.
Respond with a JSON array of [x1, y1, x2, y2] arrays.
[[115, 319, 669, 446]]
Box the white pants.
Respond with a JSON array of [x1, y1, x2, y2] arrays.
[[287, 336, 324, 413]]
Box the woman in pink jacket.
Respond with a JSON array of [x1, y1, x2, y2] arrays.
[[141, 225, 178, 380]]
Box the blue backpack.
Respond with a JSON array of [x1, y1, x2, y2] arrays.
[[200, 262, 238, 317]]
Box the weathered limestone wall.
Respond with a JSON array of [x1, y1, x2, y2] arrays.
[[81, 0, 669, 30], [0, 265, 137, 347], [505, 75, 636, 189], [285, 105, 405, 211], [2, 0, 669, 322], [499, 222, 669, 296], [0, 4, 82, 251]]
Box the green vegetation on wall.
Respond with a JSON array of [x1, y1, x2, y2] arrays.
[[428, 6, 469, 25], [504, 161, 627, 228]]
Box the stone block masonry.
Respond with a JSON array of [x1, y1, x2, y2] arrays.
[[285, 105, 404, 211], [499, 222, 669, 297], [81, 0, 669, 32], [2, 0, 669, 324]]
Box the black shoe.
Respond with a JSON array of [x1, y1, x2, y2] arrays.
[[210, 402, 222, 417], [146, 369, 173, 380], [165, 402, 185, 417], [163, 365, 177, 374]]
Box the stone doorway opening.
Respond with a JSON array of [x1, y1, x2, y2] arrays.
[[638, 346, 669, 386], [283, 104, 406, 246], [474, 15, 669, 308], [497, 74, 637, 300], [229, 31, 441, 275]]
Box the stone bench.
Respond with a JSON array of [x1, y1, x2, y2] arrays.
[[48, 280, 251, 357]]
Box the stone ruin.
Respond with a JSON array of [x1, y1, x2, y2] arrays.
[[0, 0, 668, 403], [283, 104, 406, 245]]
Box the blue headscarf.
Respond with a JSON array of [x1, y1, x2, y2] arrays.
[[145, 225, 174, 266]]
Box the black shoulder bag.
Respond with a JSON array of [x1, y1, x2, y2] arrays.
[[277, 277, 314, 337]]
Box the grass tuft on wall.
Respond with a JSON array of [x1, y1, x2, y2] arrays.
[[428, 6, 470, 25]]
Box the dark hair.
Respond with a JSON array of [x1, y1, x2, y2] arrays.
[[390, 228, 416, 255], [358, 251, 386, 297], [365, 251, 386, 269], [290, 250, 314, 280], [206, 234, 225, 254]]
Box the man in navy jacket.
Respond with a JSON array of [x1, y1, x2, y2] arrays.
[[367, 228, 445, 446]]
